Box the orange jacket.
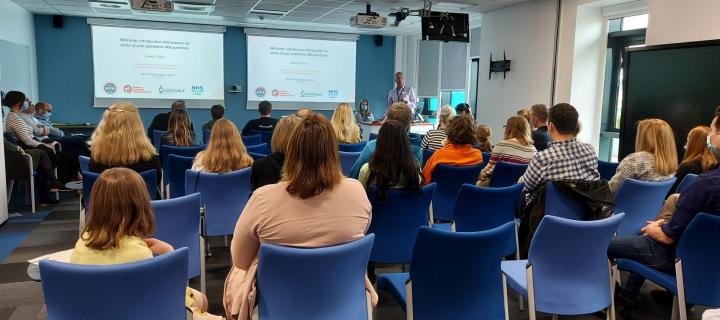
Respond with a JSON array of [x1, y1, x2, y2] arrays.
[[422, 144, 484, 183]]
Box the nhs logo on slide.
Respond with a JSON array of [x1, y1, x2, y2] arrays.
[[327, 89, 339, 98], [192, 85, 205, 96]]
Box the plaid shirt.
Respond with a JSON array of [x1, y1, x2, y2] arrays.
[[519, 139, 600, 192]]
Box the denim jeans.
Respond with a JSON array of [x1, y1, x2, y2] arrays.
[[608, 235, 676, 294]]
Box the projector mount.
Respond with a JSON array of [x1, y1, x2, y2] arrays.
[[388, 0, 433, 26]]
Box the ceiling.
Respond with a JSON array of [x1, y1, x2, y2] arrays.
[[12, 0, 535, 35]]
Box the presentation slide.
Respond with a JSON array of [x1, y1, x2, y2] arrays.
[[247, 35, 356, 110], [91, 25, 224, 107]]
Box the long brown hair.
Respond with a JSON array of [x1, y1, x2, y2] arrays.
[[194, 119, 253, 173], [271, 115, 303, 155], [681, 125, 718, 172], [90, 102, 156, 166], [504, 116, 533, 146], [283, 114, 343, 199], [81, 168, 155, 250], [168, 109, 193, 146], [476, 125, 492, 151], [635, 119, 678, 175]]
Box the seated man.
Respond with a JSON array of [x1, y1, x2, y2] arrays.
[[518, 103, 600, 193], [147, 100, 194, 138], [349, 102, 422, 179], [530, 103, 552, 152], [34, 101, 90, 156], [608, 105, 720, 307], [242, 100, 278, 136], [202, 104, 224, 131]]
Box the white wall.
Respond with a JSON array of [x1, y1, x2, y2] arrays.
[[0, 0, 37, 222], [476, 0, 559, 139], [646, 0, 720, 45]]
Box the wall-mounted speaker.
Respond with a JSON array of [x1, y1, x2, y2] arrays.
[[374, 35, 383, 47], [52, 15, 63, 29]]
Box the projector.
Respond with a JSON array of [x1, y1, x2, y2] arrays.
[[131, 0, 173, 13], [350, 14, 387, 29]]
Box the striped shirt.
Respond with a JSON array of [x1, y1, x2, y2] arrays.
[[479, 139, 536, 182], [421, 129, 446, 151], [5, 112, 40, 147], [519, 138, 600, 192]]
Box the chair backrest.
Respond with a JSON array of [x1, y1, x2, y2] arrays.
[[242, 134, 262, 146], [528, 213, 624, 315], [676, 174, 699, 194], [167, 155, 195, 199], [409, 224, 514, 320], [78, 155, 90, 173], [614, 178, 676, 236], [367, 183, 436, 263], [245, 143, 268, 156], [369, 133, 378, 141], [489, 161, 528, 188], [676, 213, 720, 307], [597, 160, 619, 181], [257, 235, 375, 320], [544, 181, 588, 220], [422, 149, 435, 167], [339, 141, 367, 153], [138, 169, 159, 200], [185, 168, 252, 236], [40, 248, 188, 320], [152, 130, 167, 150], [482, 152, 491, 162], [159, 145, 206, 178], [202, 128, 212, 144], [249, 152, 266, 161], [339, 151, 362, 176], [453, 183, 524, 256], [249, 129, 274, 150], [430, 163, 484, 221], [81, 171, 101, 209], [151, 193, 201, 279]]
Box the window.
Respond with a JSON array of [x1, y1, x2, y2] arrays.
[[599, 14, 647, 162]]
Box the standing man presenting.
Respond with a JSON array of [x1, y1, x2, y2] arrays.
[[387, 72, 417, 113]]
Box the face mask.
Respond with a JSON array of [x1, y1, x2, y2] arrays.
[[361, 104, 368, 110], [708, 135, 720, 158], [41, 112, 52, 120], [21, 102, 30, 111]]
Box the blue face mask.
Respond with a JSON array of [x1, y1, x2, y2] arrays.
[[708, 135, 720, 159], [40, 112, 52, 120], [21, 102, 30, 111]]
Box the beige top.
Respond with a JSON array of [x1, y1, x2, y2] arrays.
[[224, 178, 374, 319]]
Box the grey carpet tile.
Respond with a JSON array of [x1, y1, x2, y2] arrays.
[[7, 304, 43, 320], [2, 244, 74, 265], [0, 282, 44, 308], [0, 264, 36, 284], [14, 231, 77, 249]]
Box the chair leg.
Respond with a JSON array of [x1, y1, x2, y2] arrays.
[[7, 180, 14, 204], [671, 296, 678, 320], [30, 176, 36, 213], [200, 236, 207, 295], [502, 274, 510, 320], [551, 315, 558, 320], [527, 265, 536, 320], [224, 235, 229, 247], [428, 202, 435, 227], [366, 290, 373, 320], [405, 281, 413, 320], [609, 261, 617, 320], [675, 260, 688, 320]]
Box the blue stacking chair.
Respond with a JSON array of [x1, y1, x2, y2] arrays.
[[501, 214, 624, 320], [676, 174, 699, 194], [616, 213, 720, 320], [139, 169, 159, 200], [257, 235, 375, 320], [598, 160, 619, 181], [422, 149, 435, 167], [377, 224, 515, 319], [202, 128, 212, 144], [249, 129, 273, 151], [78, 155, 90, 173], [369, 133, 378, 141], [489, 162, 528, 188], [81, 171, 101, 209], [452, 183, 524, 258], [246, 143, 268, 156], [151, 193, 205, 293], [185, 168, 252, 237], [159, 145, 206, 181], [340, 151, 362, 176], [40, 248, 188, 320], [614, 178, 676, 236], [430, 163, 484, 222], [544, 181, 588, 220], [242, 134, 263, 146], [339, 141, 367, 152], [167, 155, 195, 199], [249, 152, 266, 161], [482, 152, 491, 162], [152, 130, 167, 151], [367, 183, 436, 264]]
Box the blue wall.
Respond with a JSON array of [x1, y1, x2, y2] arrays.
[[34, 15, 395, 131]]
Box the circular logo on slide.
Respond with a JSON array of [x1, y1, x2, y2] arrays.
[[123, 85, 132, 94], [271, 89, 279, 97], [103, 82, 117, 95], [255, 87, 266, 98]]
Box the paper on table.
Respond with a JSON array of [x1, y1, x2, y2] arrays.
[[28, 249, 74, 265]]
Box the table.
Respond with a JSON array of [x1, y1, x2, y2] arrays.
[[359, 122, 435, 141], [54, 123, 97, 136]]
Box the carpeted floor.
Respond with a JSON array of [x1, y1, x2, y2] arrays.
[[0, 194, 709, 320]]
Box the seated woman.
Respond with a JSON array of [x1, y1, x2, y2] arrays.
[[70, 168, 221, 320], [3, 91, 79, 183], [354, 99, 375, 123], [477, 116, 536, 187], [331, 103, 362, 144], [161, 109, 196, 147], [422, 115, 483, 183], [4, 137, 59, 205], [192, 119, 253, 173], [358, 120, 422, 193], [475, 125, 493, 152], [89, 103, 162, 183], [223, 114, 376, 320], [421, 105, 454, 151], [250, 115, 302, 190], [608, 118, 677, 194]]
